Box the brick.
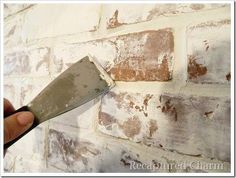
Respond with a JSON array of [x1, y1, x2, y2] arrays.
[[4, 152, 15, 172], [22, 4, 101, 40], [11, 155, 45, 173], [46, 127, 230, 173], [49, 98, 99, 130], [53, 29, 174, 81], [19, 78, 52, 106], [47, 128, 165, 172], [3, 84, 17, 108], [5, 125, 46, 166], [98, 90, 230, 162], [48, 129, 101, 172], [4, 47, 50, 77], [187, 19, 231, 84], [108, 29, 174, 81], [4, 14, 24, 47], [52, 40, 117, 77], [4, 4, 33, 18], [104, 4, 228, 28]]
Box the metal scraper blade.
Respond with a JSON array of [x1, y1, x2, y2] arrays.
[[28, 55, 115, 124]]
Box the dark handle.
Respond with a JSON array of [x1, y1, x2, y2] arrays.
[[4, 106, 39, 150]]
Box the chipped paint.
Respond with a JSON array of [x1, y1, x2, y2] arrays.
[[107, 10, 125, 29], [188, 55, 207, 79], [226, 72, 231, 81], [204, 111, 214, 119]]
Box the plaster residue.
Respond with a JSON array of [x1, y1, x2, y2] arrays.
[[119, 116, 141, 138], [188, 55, 207, 79], [149, 119, 158, 137]]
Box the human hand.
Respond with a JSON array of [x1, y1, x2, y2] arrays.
[[4, 98, 34, 145]]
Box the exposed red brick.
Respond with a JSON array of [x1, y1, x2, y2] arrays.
[[107, 10, 125, 29], [188, 55, 207, 79], [53, 29, 174, 81], [119, 116, 141, 138], [108, 29, 174, 81], [98, 112, 116, 130], [226, 72, 231, 81]]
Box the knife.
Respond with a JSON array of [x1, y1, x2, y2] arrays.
[[4, 55, 115, 149]]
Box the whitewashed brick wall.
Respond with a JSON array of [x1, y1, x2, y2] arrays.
[[3, 3, 231, 173]]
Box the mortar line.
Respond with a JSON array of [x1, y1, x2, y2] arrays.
[[8, 6, 230, 48]]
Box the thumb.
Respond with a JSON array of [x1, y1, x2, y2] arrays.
[[4, 112, 34, 144]]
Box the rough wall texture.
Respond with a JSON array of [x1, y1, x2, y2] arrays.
[[3, 3, 231, 173]]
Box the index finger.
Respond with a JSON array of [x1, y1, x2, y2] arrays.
[[4, 98, 15, 117]]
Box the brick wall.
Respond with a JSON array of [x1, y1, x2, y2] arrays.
[[3, 3, 231, 173]]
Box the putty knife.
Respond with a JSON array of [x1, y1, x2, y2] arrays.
[[4, 55, 115, 149]]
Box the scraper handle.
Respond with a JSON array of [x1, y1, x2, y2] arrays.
[[4, 106, 39, 150]]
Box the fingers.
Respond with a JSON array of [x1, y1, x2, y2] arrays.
[[4, 98, 15, 117], [4, 112, 34, 144]]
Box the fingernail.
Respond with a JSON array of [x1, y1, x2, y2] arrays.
[[17, 112, 34, 126]]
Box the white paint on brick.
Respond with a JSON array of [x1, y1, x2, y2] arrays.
[[187, 19, 230, 84], [4, 47, 51, 77], [98, 91, 230, 162], [49, 98, 100, 130], [21, 4, 101, 41], [3, 3, 231, 173], [4, 4, 33, 18], [103, 4, 228, 28], [4, 13, 24, 48], [52, 41, 117, 77]]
